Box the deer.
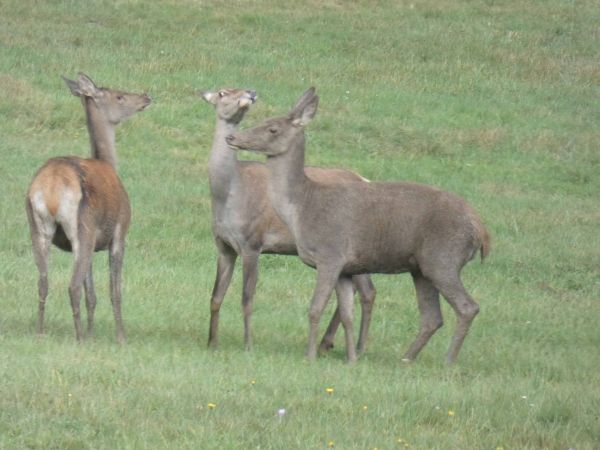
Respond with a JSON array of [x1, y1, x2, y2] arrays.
[[25, 73, 151, 343], [226, 87, 491, 364], [201, 88, 376, 354]]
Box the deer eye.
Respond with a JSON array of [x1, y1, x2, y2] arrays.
[[116, 95, 124, 101], [269, 127, 278, 134], [218, 91, 226, 98]]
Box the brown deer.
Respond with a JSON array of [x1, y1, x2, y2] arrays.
[[226, 88, 490, 364], [25, 73, 151, 343], [201, 88, 376, 353]]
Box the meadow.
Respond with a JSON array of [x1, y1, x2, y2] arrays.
[[1, 0, 599, 448]]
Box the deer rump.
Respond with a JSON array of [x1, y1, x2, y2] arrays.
[[27, 156, 130, 253]]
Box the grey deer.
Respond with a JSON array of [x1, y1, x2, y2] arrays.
[[201, 88, 376, 353], [26, 73, 151, 342], [226, 88, 490, 364]]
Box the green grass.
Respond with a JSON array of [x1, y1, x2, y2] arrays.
[[1, 0, 599, 448]]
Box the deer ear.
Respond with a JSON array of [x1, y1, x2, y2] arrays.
[[292, 95, 319, 127], [200, 91, 217, 104], [290, 87, 317, 119], [76, 73, 101, 98], [62, 75, 83, 97]]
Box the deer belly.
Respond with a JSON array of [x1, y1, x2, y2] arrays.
[[346, 245, 417, 275]]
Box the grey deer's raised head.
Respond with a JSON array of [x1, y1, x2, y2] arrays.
[[201, 88, 257, 123], [62, 73, 151, 125], [226, 87, 318, 156]]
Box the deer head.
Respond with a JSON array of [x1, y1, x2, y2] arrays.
[[62, 73, 151, 125], [226, 87, 318, 156], [201, 88, 257, 124]]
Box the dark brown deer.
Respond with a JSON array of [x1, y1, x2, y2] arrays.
[[201, 88, 376, 353], [25, 73, 151, 343], [226, 88, 490, 364]]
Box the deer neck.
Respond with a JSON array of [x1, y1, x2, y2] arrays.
[[208, 119, 240, 197], [84, 98, 118, 169], [265, 133, 309, 229]]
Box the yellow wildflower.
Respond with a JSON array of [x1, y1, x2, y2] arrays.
[[326, 387, 334, 394], [207, 402, 217, 409], [328, 441, 335, 448]]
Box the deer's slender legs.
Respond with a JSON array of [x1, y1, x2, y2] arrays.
[[436, 277, 479, 365], [241, 250, 260, 351], [26, 200, 53, 336], [84, 265, 97, 336], [68, 236, 94, 343], [353, 274, 376, 354], [334, 275, 357, 363], [319, 274, 376, 355], [109, 233, 126, 345], [307, 265, 342, 361], [420, 265, 479, 364], [208, 241, 237, 348], [318, 305, 341, 354], [402, 271, 443, 362]]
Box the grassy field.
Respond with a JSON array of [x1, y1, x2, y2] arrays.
[[1, 0, 599, 448]]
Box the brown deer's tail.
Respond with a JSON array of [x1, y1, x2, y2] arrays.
[[467, 206, 491, 262], [479, 225, 491, 262]]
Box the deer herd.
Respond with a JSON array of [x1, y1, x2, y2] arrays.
[[25, 73, 490, 365]]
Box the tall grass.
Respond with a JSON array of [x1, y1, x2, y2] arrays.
[[1, 0, 598, 448]]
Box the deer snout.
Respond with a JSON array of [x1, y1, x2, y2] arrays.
[[225, 134, 242, 150], [239, 90, 258, 108], [141, 94, 152, 108]]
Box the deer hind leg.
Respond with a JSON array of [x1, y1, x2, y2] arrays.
[[307, 265, 342, 361], [208, 242, 237, 349], [66, 229, 94, 343], [84, 264, 97, 336], [402, 271, 443, 362], [442, 279, 479, 365], [241, 251, 260, 351], [426, 270, 479, 365], [334, 275, 357, 363], [26, 199, 54, 336]]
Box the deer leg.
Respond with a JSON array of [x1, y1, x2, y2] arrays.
[[109, 234, 127, 345], [334, 275, 357, 363], [68, 237, 94, 343], [318, 306, 341, 354], [307, 266, 342, 361], [84, 264, 97, 336], [353, 274, 376, 354], [438, 274, 479, 364], [402, 272, 442, 362], [319, 274, 376, 355], [26, 201, 54, 336], [241, 251, 260, 351], [208, 243, 237, 349]]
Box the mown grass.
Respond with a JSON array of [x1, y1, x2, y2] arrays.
[[1, 0, 599, 449]]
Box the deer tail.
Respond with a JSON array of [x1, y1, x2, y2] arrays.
[[479, 225, 491, 262]]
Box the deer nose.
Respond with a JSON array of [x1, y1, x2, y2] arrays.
[[248, 90, 257, 102]]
